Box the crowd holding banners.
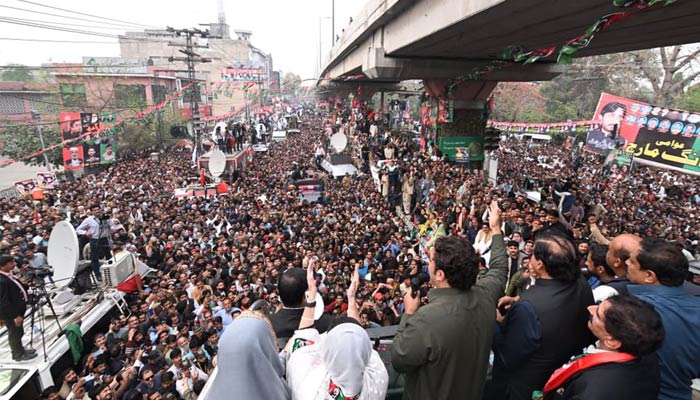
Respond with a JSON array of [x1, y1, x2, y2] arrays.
[[0, 97, 699, 400]]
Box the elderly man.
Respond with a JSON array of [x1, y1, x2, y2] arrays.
[[541, 294, 664, 399], [487, 234, 594, 400], [627, 238, 700, 400]]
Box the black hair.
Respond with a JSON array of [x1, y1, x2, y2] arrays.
[[41, 386, 58, 399], [278, 267, 308, 307], [636, 238, 687, 287], [193, 380, 206, 395], [604, 294, 664, 356], [0, 254, 14, 267], [432, 236, 478, 291], [533, 234, 579, 281], [327, 316, 362, 331], [589, 244, 614, 277], [600, 101, 627, 117]]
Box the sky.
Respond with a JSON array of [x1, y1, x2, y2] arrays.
[[0, 0, 366, 80]]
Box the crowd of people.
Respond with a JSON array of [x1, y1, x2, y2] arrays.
[[0, 104, 699, 400]]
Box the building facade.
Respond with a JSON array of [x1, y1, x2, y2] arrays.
[[119, 22, 275, 117]]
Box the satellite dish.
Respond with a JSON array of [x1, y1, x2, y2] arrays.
[[330, 133, 347, 153], [208, 149, 226, 179], [47, 221, 80, 289]]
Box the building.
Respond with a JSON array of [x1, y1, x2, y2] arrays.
[[51, 58, 188, 122], [0, 81, 59, 124], [119, 16, 276, 117]]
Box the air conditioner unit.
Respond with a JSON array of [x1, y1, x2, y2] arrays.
[[100, 253, 136, 288]]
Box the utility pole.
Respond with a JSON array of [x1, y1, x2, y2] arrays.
[[30, 110, 51, 171], [166, 27, 214, 157], [331, 0, 335, 45]]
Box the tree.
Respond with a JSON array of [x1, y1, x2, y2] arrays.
[[678, 84, 700, 112], [491, 82, 548, 122], [0, 64, 34, 82], [0, 123, 62, 167], [283, 72, 302, 97], [631, 46, 700, 107]]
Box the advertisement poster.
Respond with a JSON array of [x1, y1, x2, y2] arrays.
[[63, 146, 84, 170], [35, 172, 56, 189], [84, 143, 101, 165], [586, 92, 700, 175], [101, 143, 117, 164], [14, 179, 35, 196], [221, 68, 264, 82], [438, 137, 484, 162], [60, 112, 83, 142], [603, 149, 634, 178]]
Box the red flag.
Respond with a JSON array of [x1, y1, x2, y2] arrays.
[[34, 207, 40, 223]]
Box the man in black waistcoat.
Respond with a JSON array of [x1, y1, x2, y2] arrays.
[[270, 267, 331, 345], [486, 234, 594, 400], [0, 255, 37, 361]]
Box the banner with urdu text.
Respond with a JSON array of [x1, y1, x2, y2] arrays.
[[586, 92, 700, 176]]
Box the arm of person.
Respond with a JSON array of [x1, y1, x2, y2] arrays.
[[476, 201, 509, 299], [492, 301, 542, 371], [346, 265, 360, 322], [391, 305, 433, 373], [589, 223, 610, 245], [75, 218, 92, 236], [298, 259, 317, 330]]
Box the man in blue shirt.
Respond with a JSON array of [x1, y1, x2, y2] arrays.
[[627, 238, 700, 400]]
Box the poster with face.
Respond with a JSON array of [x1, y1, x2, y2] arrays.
[[586, 92, 700, 176], [14, 179, 35, 196], [84, 143, 101, 165], [100, 143, 116, 163], [63, 146, 84, 170], [81, 112, 104, 136], [60, 112, 83, 142], [35, 172, 56, 189]]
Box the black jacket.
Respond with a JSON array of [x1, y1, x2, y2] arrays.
[[270, 307, 332, 341], [546, 353, 660, 400], [0, 274, 28, 320]]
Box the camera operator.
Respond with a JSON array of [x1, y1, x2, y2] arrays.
[[76, 205, 113, 280], [0, 254, 37, 361]]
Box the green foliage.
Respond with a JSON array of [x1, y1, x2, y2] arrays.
[[679, 85, 700, 112], [0, 123, 62, 167], [0, 65, 34, 82]]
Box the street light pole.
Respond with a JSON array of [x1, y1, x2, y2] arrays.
[[30, 110, 51, 171]]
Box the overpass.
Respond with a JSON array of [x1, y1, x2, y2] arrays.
[[320, 0, 699, 83]]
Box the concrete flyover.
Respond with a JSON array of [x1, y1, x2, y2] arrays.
[[320, 0, 700, 83]]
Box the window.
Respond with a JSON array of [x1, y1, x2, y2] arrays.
[[114, 84, 146, 109], [60, 84, 86, 108], [152, 85, 167, 104]]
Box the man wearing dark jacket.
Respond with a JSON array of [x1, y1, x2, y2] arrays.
[[488, 234, 594, 400], [0, 255, 37, 361], [543, 294, 664, 399], [392, 201, 508, 400], [270, 267, 331, 344]]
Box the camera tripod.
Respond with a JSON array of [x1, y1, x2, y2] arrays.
[[28, 276, 63, 363]]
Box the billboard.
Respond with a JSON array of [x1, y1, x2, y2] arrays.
[[438, 137, 484, 162], [586, 92, 700, 175], [60, 112, 116, 142], [221, 68, 264, 82]]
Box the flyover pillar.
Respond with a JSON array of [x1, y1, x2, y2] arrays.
[[423, 79, 497, 167]]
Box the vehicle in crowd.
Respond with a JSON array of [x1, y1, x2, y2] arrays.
[[252, 143, 269, 153], [272, 130, 288, 142], [0, 222, 151, 399], [294, 178, 324, 203], [320, 154, 359, 179]]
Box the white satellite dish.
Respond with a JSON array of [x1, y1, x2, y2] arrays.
[[47, 221, 80, 289], [330, 133, 347, 153], [208, 149, 226, 180]]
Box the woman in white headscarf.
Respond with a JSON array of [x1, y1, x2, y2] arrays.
[[205, 310, 291, 400], [284, 262, 389, 400]]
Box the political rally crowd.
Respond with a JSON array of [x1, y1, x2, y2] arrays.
[[1, 107, 699, 400]]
